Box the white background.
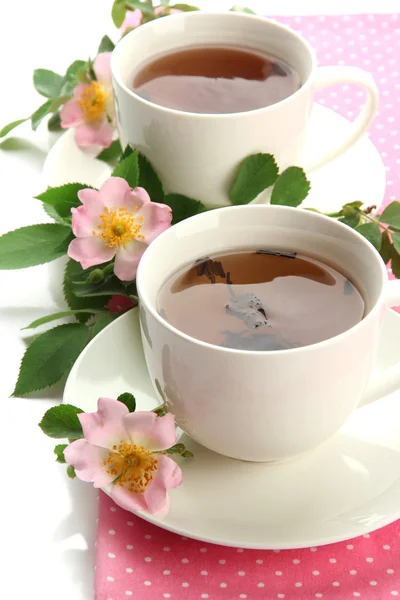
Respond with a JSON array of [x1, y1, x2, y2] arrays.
[[0, 1, 398, 599]]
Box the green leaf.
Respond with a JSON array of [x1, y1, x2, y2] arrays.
[[121, 145, 134, 160], [138, 153, 164, 203], [0, 224, 72, 270], [98, 35, 115, 54], [42, 204, 69, 225], [60, 60, 87, 95], [67, 465, 76, 478], [169, 3, 200, 10], [31, 99, 53, 131], [342, 201, 363, 214], [54, 444, 68, 463], [63, 260, 110, 322], [0, 118, 28, 138], [39, 404, 84, 438], [355, 222, 382, 251], [391, 232, 400, 256], [33, 69, 63, 98], [338, 214, 361, 228], [111, 0, 127, 27], [14, 324, 90, 396], [162, 193, 206, 224], [92, 313, 119, 336], [23, 309, 108, 330], [380, 202, 400, 229], [391, 248, 400, 279], [48, 112, 62, 131], [36, 183, 91, 220], [97, 140, 122, 164], [270, 166, 311, 207], [117, 392, 136, 412], [380, 230, 393, 264], [229, 153, 279, 205], [125, 1, 154, 15], [229, 5, 256, 13], [112, 151, 139, 187]]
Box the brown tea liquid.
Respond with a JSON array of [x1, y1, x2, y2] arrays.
[[157, 250, 365, 351], [132, 46, 300, 113]]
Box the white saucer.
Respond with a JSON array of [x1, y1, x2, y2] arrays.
[[42, 104, 386, 213], [64, 308, 400, 549]]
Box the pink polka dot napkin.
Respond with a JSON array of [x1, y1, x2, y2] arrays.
[[95, 13, 400, 600]]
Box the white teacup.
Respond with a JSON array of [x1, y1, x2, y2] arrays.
[[111, 12, 378, 207], [136, 206, 400, 462]]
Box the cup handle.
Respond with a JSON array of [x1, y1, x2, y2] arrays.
[[303, 66, 379, 172], [360, 279, 400, 406]]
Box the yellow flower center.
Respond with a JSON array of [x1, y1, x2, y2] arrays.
[[104, 440, 158, 493], [78, 81, 107, 122], [94, 206, 144, 248]]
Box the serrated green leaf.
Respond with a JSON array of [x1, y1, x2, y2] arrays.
[[0, 224, 72, 270], [229, 5, 256, 13], [14, 324, 90, 396], [54, 444, 68, 463], [92, 313, 119, 336], [42, 203, 69, 225], [117, 392, 136, 412], [48, 112, 62, 131], [380, 230, 393, 264], [23, 309, 108, 330], [355, 222, 382, 251], [60, 60, 87, 95], [0, 118, 28, 138], [162, 193, 205, 224], [67, 465, 76, 478], [169, 3, 200, 10], [391, 232, 400, 256], [31, 99, 53, 131], [391, 248, 400, 278], [33, 69, 63, 98], [39, 404, 84, 438], [97, 140, 122, 164], [338, 214, 361, 228], [229, 153, 279, 205], [63, 260, 110, 322], [125, 0, 154, 15], [36, 183, 92, 220], [380, 202, 400, 229], [112, 151, 139, 187], [270, 166, 311, 207], [121, 145, 134, 160], [112, 0, 128, 27], [71, 278, 136, 298], [98, 35, 115, 54], [138, 153, 164, 203]]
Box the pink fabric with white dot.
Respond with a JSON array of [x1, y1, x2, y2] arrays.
[[95, 13, 400, 600]]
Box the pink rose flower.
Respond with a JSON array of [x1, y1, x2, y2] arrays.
[[120, 9, 142, 34], [64, 397, 183, 515], [68, 177, 172, 281], [60, 53, 115, 149]]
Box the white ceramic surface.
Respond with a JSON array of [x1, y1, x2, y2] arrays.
[[111, 12, 378, 206], [137, 204, 400, 461], [64, 307, 400, 549]]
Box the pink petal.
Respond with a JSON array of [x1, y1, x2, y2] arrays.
[[121, 9, 142, 34], [60, 99, 83, 128], [114, 240, 146, 281], [79, 397, 129, 449], [94, 52, 112, 86], [123, 186, 151, 212], [77, 187, 102, 208], [98, 177, 132, 209], [110, 482, 148, 512], [71, 200, 104, 237], [75, 119, 114, 149], [73, 83, 89, 100], [64, 439, 115, 488], [68, 236, 115, 269], [144, 455, 183, 514], [123, 411, 178, 451], [136, 201, 172, 244]]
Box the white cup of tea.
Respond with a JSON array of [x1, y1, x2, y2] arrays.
[[111, 11, 379, 207], [136, 205, 400, 462]]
